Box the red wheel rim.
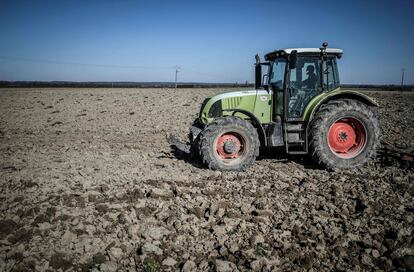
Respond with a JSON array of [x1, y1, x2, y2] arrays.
[[216, 132, 245, 160], [327, 118, 366, 158]]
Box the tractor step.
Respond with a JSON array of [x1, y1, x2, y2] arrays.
[[284, 122, 308, 154], [285, 124, 304, 132], [287, 151, 307, 155], [287, 139, 305, 144]]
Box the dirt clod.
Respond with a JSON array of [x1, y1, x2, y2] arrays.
[[0, 219, 17, 238], [49, 253, 73, 271], [0, 88, 413, 271]]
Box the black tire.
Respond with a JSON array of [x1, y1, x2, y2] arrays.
[[198, 117, 260, 171], [309, 99, 380, 170]]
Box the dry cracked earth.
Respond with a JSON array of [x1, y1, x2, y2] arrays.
[[0, 88, 413, 272]]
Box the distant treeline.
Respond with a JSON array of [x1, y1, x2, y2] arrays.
[[0, 81, 412, 91]]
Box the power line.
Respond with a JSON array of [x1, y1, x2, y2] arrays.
[[0, 55, 247, 83], [182, 68, 245, 82], [0, 55, 174, 70]]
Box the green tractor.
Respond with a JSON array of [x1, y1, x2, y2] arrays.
[[189, 43, 380, 171]]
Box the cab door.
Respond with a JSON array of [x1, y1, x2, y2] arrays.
[[268, 58, 287, 121], [286, 55, 322, 120]]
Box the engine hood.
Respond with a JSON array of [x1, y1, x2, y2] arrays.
[[199, 89, 272, 124], [205, 89, 258, 101]]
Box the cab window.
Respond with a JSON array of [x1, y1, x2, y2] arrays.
[[269, 58, 287, 116], [324, 58, 340, 91], [269, 58, 286, 89], [288, 56, 321, 118]]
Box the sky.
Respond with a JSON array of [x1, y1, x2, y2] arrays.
[[0, 0, 413, 84]]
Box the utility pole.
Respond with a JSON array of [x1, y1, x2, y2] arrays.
[[401, 68, 406, 88], [175, 66, 180, 89]]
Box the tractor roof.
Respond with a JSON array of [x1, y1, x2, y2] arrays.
[[282, 48, 342, 54], [265, 48, 343, 60]]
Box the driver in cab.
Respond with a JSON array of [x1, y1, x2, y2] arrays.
[[302, 65, 318, 89]]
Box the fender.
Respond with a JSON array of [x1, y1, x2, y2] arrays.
[[223, 108, 267, 146], [303, 89, 379, 122]]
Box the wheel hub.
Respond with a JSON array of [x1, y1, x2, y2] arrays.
[[216, 133, 243, 159], [339, 131, 348, 142], [223, 140, 238, 154], [328, 122, 356, 152], [327, 118, 366, 158]]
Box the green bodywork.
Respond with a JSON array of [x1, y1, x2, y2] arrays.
[[199, 88, 378, 125], [302, 88, 378, 120], [199, 90, 272, 124]]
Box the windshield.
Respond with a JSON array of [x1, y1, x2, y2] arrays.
[[269, 58, 287, 89]]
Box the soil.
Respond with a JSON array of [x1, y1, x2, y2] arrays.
[[0, 88, 413, 271]]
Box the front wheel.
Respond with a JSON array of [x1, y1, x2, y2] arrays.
[[309, 99, 380, 170], [198, 117, 260, 171]]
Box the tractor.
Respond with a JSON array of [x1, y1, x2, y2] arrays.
[[189, 43, 380, 171]]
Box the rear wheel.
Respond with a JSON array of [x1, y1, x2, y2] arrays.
[[198, 117, 259, 171], [309, 99, 380, 170]]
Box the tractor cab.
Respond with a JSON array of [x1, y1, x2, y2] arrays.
[[256, 44, 343, 122]]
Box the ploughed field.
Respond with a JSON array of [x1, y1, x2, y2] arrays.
[[0, 88, 413, 271]]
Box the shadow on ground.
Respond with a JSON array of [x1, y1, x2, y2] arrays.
[[167, 134, 322, 170], [167, 134, 203, 168]]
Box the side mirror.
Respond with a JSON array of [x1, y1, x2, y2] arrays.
[[289, 50, 297, 69], [255, 61, 262, 89], [255, 54, 260, 66]]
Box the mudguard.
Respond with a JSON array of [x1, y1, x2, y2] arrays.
[[303, 89, 379, 122]]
